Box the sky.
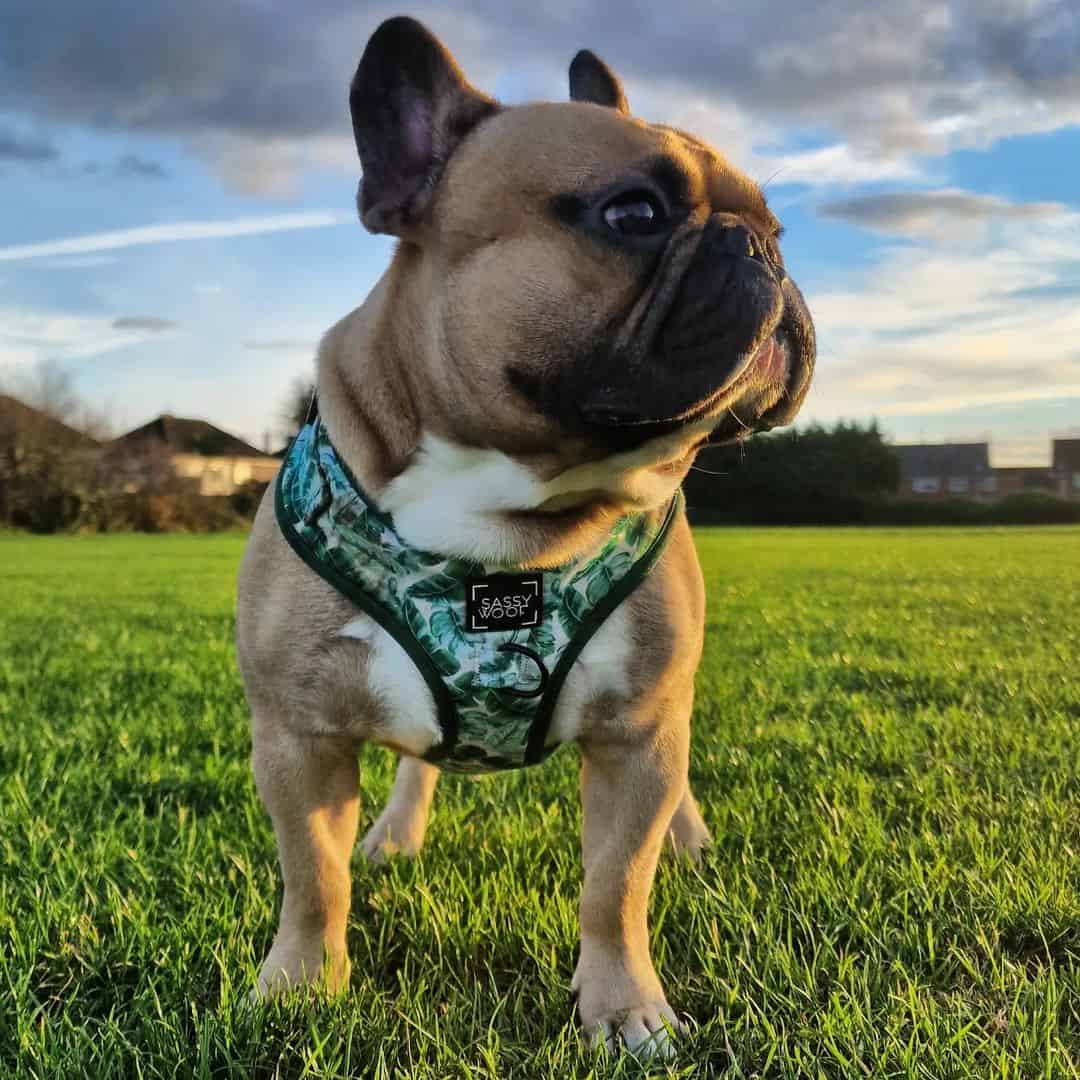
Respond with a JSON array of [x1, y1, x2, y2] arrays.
[[1, 1, 1079, 464]]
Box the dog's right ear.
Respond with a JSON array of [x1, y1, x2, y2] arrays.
[[350, 17, 499, 237], [569, 50, 629, 114]]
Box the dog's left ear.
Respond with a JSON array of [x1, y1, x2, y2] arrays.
[[350, 17, 498, 236], [569, 50, 629, 114]]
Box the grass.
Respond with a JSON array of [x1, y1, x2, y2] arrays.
[[1, 527, 1078, 1078]]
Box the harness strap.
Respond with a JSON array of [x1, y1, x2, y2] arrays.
[[274, 413, 683, 771]]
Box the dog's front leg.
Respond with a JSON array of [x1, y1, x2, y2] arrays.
[[573, 721, 688, 1057], [252, 719, 359, 998]]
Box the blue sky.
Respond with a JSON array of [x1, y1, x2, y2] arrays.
[[1, 1, 1078, 463]]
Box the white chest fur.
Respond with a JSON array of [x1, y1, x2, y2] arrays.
[[379, 428, 705, 564], [547, 604, 634, 744], [338, 615, 443, 756], [338, 602, 633, 759]]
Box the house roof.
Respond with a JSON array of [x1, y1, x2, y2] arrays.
[[0, 394, 101, 450], [994, 467, 1054, 478], [112, 414, 269, 458], [892, 442, 990, 476], [1052, 438, 1080, 472]]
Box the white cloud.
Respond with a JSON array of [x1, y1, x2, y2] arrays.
[[752, 143, 922, 189], [0, 307, 176, 367], [803, 204, 1080, 428], [0, 211, 354, 263], [191, 134, 357, 198], [633, 87, 926, 189]]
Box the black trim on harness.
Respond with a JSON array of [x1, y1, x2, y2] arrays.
[[522, 489, 682, 764], [275, 455, 463, 761]]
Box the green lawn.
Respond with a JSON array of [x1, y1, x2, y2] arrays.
[[1, 528, 1078, 1078]]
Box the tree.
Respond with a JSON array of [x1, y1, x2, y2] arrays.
[[2, 359, 80, 423], [683, 420, 902, 524], [0, 360, 126, 530], [280, 374, 316, 441], [0, 358, 115, 439]]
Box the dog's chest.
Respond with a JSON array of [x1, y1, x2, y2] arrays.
[[339, 605, 634, 758]]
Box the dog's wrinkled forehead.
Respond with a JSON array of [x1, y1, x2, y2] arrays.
[[439, 105, 779, 243]]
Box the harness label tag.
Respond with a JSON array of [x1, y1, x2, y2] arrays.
[[465, 574, 543, 633]]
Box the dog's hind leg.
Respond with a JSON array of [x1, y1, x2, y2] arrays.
[[252, 719, 359, 999], [359, 756, 440, 863], [664, 785, 710, 862]]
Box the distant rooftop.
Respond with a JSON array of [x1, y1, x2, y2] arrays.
[[892, 442, 991, 475], [0, 394, 101, 451], [994, 466, 1054, 477], [112, 414, 270, 458]]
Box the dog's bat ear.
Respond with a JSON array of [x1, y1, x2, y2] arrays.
[[350, 17, 499, 236], [569, 50, 629, 114]]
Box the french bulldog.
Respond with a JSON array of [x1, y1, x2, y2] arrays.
[[236, 14, 814, 1057]]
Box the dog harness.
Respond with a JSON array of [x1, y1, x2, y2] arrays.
[[275, 416, 681, 773]]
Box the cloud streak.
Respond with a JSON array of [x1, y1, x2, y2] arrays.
[[0, 211, 354, 263], [114, 153, 168, 179], [243, 338, 316, 352], [111, 316, 178, 332], [0, 127, 58, 162], [819, 189, 1069, 236]]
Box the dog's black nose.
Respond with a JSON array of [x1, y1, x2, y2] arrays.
[[713, 219, 763, 262]]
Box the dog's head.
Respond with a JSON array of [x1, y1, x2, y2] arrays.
[[350, 17, 814, 507]]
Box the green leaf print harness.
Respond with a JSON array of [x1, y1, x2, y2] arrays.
[[275, 416, 681, 774]]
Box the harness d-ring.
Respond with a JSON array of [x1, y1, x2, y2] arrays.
[[496, 643, 549, 699]]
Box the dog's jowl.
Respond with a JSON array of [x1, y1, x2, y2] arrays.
[[236, 15, 814, 1058]]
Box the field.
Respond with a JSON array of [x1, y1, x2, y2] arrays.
[[1, 527, 1078, 1078]]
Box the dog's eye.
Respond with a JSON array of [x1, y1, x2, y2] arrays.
[[602, 191, 667, 235]]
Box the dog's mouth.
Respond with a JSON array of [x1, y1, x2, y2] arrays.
[[577, 325, 793, 448], [701, 328, 795, 444], [749, 333, 789, 384]]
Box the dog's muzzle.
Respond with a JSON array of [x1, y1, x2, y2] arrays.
[[575, 213, 815, 447]]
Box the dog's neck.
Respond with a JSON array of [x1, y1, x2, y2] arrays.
[[316, 267, 424, 491], [315, 266, 693, 569]]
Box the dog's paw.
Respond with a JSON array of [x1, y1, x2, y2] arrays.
[[664, 793, 711, 863], [251, 940, 350, 1002], [359, 812, 425, 864], [573, 947, 685, 1059], [664, 816, 710, 863], [585, 1002, 686, 1059]]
